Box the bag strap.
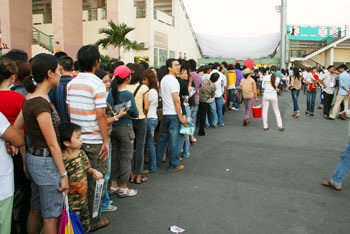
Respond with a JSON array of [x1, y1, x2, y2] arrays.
[[133, 84, 143, 97], [63, 192, 70, 213]]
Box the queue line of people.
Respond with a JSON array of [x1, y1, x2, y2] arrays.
[[2, 45, 350, 234]]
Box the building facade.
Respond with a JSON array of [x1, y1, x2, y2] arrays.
[[0, 0, 202, 66]]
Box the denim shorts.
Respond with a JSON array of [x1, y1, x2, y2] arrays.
[[26, 153, 63, 218]]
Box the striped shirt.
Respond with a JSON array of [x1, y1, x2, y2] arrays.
[[262, 75, 280, 97], [66, 73, 107, 144]]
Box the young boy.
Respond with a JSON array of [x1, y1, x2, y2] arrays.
[[59, 122, 103, 232]]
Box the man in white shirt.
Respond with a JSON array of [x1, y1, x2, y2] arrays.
[[211, 63, 227, 127], [319, 65, 337, 118], [156, 59, 187, 172]]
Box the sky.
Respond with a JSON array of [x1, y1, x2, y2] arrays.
[[182, 0, 350, 38]]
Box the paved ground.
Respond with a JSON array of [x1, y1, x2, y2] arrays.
[[96, 90, 350, 234]]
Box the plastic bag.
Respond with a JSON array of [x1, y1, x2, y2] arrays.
[[234, 89, 243, 104], [180, 121, 195, 135], [58, 193, 85, 234]]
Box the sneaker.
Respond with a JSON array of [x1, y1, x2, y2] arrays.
[[232, 107, 239, 111], [168, 164, 185, 172]]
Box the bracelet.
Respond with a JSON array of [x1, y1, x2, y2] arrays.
[[114, 115, 119, 121], [61, 171, 67, 178]]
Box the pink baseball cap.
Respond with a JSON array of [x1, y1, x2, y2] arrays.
[[114, 65, 134, 79]]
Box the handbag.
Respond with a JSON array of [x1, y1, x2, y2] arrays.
[[58, 193, 85, 234]]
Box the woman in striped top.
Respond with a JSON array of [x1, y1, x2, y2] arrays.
[[262, 66, 284, 131]]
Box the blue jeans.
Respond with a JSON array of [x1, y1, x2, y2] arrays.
[[215, 96, 224, 126], [156, 115, 181, 170], [227, 89, 235, 105], [232, 89, 240, 109], [146, 118, 158, 172], [306, 90, 317, 113], [330, 139, 350, 188], [291, 89, 300, 114], [132, 119, 147, 174], [101, 139, 112, 209], [207, 100, 218, 127]]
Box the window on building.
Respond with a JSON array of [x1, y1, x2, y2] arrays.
[[154, 48, 159, 67], [135, 0, 147, 18], [169, 51, 175, 59], [159, 49, 168, 66]]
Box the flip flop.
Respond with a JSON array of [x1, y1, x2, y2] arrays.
[[321, 180, 342, 191], [135, 176, 148, 184], [101, 205, 118, 213]]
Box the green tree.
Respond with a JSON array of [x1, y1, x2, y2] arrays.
[[96, 21, 143, 60]]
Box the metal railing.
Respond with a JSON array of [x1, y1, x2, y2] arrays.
[[32, 7, 106, 24], [32, 27, 53, 52], [293, 30, 346, 58], [135, 4, 147, 18], [306, 58, 323, 68]]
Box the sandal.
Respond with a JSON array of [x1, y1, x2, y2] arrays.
[[322, 180, 342, 191], [117, 188, 138, 198], [129, 173, 135, 183], [135, 176, 148, 184], [90, 217, 110, 232], [108, 186, 119, 196]]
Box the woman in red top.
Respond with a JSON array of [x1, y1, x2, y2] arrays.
[[305, 67, 319, 116], [0, 59, 24, 124]]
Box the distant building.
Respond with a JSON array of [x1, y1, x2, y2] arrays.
[[0, 0, 202, 66], [287, 24, 350, 68]]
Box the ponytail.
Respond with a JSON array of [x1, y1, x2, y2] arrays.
[[111, 76, 127, 105], [271, 73, 277, 90], [24, 75, 37, 93]]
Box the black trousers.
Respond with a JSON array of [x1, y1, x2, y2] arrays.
[[198, 102, 209, 135], [323, 91, 334, 116]]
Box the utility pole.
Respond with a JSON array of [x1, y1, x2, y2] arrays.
[[280, 0, 287, 69]]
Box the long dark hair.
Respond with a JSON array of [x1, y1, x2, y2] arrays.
[[143, 69, 159, 94], [127, 63, 144, 85], [24, 53, 58, 93], [270, 73, 277, 90], [292, 67, 300, 80], [111, 76, 128, 105]]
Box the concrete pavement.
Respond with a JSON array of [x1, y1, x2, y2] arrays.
[[97, 90, 350, 234]]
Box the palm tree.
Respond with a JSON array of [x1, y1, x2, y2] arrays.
[[96, 21, 143, 60]]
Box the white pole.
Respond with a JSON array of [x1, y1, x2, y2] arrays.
[[280, 0, 287, 69]]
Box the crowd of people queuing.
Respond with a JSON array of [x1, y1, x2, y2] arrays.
[[1, 44, 350, 234]]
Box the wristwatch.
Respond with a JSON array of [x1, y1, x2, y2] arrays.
[[61, 171, 67, 178]]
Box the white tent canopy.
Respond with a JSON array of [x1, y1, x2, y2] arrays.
[[196, 32, 280, 59]]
